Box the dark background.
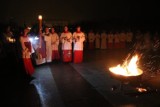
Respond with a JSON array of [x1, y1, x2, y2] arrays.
[[1, 0, 160, 27]]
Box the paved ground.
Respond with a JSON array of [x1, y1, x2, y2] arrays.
[[2, 49, 160, 107]]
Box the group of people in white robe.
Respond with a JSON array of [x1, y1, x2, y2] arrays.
[[32, 25, 86, 65], [86, 30, 133, 50]]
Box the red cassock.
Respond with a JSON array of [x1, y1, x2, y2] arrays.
[[108, 43, 113, 49], [23, 58, 34, 76], [74, 51, 83, 63], [73, 32, 85, 63], [62, 50, 72, 62], [60, 32, 72, 62], [52, 50, 60, 60], [88, 42, 94, 50], [23, 42, 34, 76], [114, 43, 120, 48]]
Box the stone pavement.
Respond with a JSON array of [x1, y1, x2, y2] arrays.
[[2, 49, 160, 107], [32, 49, 160, 107]]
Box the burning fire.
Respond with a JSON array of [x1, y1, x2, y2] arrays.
[[109, 55, 143, 76]]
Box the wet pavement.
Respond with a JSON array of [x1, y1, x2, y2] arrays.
[[2, 49, 160, 107]]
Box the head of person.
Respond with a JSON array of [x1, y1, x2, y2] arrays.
[[45, 26, 50, 33], [76, 26, 81, 33], [23, 27, 30, 36], [64, 26, 68, 32], [51, 27, 55, 33]]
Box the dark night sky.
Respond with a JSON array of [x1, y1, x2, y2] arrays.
[[0, 0, 160, 26]]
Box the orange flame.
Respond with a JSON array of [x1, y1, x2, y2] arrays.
[[109, 55, 143, 76]]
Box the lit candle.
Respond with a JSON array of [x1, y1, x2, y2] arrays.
[[38, 15, 42, 20], [38, 15, 42, 48]]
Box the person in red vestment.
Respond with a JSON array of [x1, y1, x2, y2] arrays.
[[73, 26, 85, 63], [60, 26, 73, 62], [20, 27, 34, 76]]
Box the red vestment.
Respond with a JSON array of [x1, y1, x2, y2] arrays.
[[62, 50, 72, 62], [74, 51, 83, 63], [23, 42, 34, 76]]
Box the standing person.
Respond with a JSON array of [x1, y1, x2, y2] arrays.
[[60, 26, 72, 62], [50, 27, 60, 61], [73, 26, 85, 63], [2, 26, 15, 44], [20, 27, 34, 76], [83, 31, 88, 50], [88, 30, 95, 50], [114, 31, 120, 49], [126, 30, 133, 49], [35, 30, 46, 65], [95, 31, 101, 49], [108, 31, 114, 49], [43, 27, 52, 63], [119, 31, 126, 48], [100, 30, 107, 49]]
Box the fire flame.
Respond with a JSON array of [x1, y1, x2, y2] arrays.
[[109, 55, 143, 76]]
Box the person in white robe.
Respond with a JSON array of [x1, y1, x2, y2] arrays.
[[126, 30, 133, 49], [95, 31, 101, 49], [108, 32, 114, 49], [83, 32, 88, 50], [100, 31, 107, 49], [60, 26, 73, 62], [119, 31, 126, 48], [43, 27, 52, 63], [50, 27, 60, 61], [72, 26, 85, 63], [114, 31, 120, 49], [88, 30, 95, 50]]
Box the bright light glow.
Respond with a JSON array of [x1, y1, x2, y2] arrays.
[[38, 15, 42, 20], [35, 36, 39, 40], [136, 87, 147, 92], [109, 55, 143, 76], [28, 27, 31, 30], [29, 37, 33, 42], [29, 36, 39, 44], [8, 37, 16, 43]]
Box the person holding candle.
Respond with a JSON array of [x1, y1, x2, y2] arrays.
[[20, 27, 34, 76]]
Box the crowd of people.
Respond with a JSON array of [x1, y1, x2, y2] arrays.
[[31, 25, 86, 66], [1, 23, 160, 78], [2, 25, 86, 77]]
